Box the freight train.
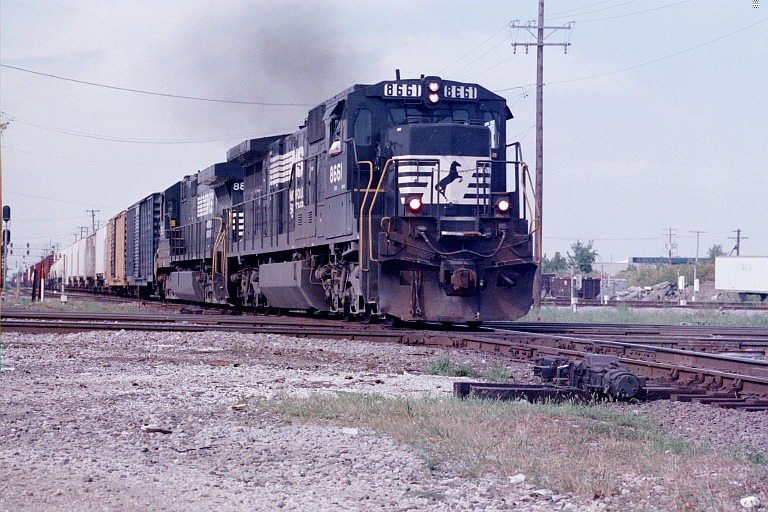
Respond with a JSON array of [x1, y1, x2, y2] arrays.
[[47, 74, 537, 323]]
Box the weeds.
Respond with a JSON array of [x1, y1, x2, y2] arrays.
[[482, 365, 511, 383], [425, 357, 475, 377], [518, 306, 768, 327], [278, 393, 768, 509]]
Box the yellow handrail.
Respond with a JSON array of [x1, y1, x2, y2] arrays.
[[521, 162, 541, 263], [356, 161, 374, 272], [211, 216, 224, 277], [368, 159, 394, 264]]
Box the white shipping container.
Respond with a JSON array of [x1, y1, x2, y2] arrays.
[[715, 256, 768, 294]]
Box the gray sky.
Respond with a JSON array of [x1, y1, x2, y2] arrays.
[[1, 0, 766, 275]]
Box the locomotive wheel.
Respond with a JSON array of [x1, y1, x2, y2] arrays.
[[363, 305, 375, 324], [342, 296, 353, 322], [382, 314, 400, 328]]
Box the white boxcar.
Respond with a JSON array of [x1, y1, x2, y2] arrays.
[[95, 224, 107, 284], [715, 256, 768, 299]]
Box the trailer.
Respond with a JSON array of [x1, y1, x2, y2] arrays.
[[715, 256, 768, 300]]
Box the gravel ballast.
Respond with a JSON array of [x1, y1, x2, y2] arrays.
[[1, 329, 766, 511]]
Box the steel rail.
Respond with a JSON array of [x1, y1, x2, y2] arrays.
[[3, 313, 767, 398]]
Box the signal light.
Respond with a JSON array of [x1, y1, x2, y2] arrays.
[[407, 196, 423, 213]]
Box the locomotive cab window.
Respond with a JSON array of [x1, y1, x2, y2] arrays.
[[324, 100, 345, 156], [483, 112, 501, 149], [329, 119, 342, 156], [353, 109, 372, 146]]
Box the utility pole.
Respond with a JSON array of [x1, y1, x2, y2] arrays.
[[1, 117, 8, 295], [663, 228, 677, 264], [689, 230, 707, 265], [728, 229, 748, 256], [689, 230, 706, 302], [510, 1, 572, 308], [86, 209, 100, 233]]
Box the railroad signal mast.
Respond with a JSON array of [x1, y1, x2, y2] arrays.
[[510, 0, 572, 308]]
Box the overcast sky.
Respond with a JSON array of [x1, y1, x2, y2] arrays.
[[1, 0, 766, 274]]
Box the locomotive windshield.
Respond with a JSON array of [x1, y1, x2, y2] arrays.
[[400, 124, 490, 156], [388, 108, 469, 125]]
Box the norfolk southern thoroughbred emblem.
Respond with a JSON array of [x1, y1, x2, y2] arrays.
[[435, 161, 463, 201]]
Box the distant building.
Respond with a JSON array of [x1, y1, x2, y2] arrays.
[[629, 257, 696, 265], [594, 261, 631, 277]]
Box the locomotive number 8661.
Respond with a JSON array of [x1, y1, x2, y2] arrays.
[[49, 73, 537, 324]]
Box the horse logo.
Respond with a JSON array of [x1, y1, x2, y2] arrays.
[[435, 161, 462, 200]]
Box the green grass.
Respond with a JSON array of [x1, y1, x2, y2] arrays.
[[1, 296, 155, 314], [276, 392, 768, 510], [425, 357, 475, 377], [519, 305, 768, 327]]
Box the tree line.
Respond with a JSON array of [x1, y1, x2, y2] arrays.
[[542, 242, 727, 287]]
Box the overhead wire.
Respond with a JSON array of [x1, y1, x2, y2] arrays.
[[1, 64, 314, 107], [575, 0, 693, 23], [2, 111, 298, 146], [1, 144, 212, 166], [549, 16, 768, 86], [437, 24, 508, 75], [546, 0, 643, 22], [547, 0, 615, 17]]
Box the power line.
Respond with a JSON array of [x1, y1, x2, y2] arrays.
[[548, 0, 615, 17], [575, 0, 692, 23], [494, 16, 767, 91], [2, 111, 298, 146], [548, 0, 690, 23], [3, 189, 116, 209], [452, 36, 513, 79], [6, 114, 247, 145], [1, 64, 313, 107], [1, 143, 208, 166], [549, 16, 768, 85], [437, 24, 508, 75]]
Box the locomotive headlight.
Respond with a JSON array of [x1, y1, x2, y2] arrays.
[[494, 198, 511, 217], [496, 199, 511, 213], [428, 92, 440, 104], [407, 196, 423, 213], [427, 80, 440, 92]]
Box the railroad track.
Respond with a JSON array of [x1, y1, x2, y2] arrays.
[[3, 310, 767, 410], [11, 287, 768, 312], [487, 321, 768, 355], [543, 297, 768, 311]]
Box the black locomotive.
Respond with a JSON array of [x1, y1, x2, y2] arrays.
[[53, 74, 537, 324]]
